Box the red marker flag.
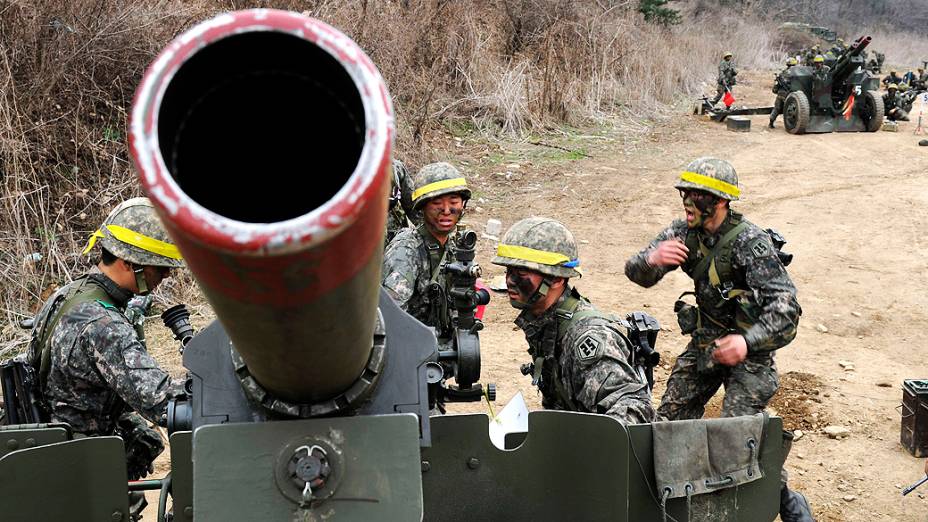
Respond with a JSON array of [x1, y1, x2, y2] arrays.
[[723, 90, 735, 107]]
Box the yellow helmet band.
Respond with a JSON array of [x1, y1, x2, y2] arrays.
[[679, 171, 741, 198], [496, 244, 578, 267], [412, 178, 468, 202], [83, 224, 183, 260]]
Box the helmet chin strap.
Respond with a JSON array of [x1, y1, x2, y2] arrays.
[[509, 277, 553, 310], [133, 266, 150, 295]]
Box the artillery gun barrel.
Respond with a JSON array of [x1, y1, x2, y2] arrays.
[[129, 10, 393, 404], [832, 35, 871, 85]]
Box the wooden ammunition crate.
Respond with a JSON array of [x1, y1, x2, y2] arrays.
[[902, 379, 928, 457]]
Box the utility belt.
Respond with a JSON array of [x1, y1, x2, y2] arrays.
[[675, 292, 759, 374]]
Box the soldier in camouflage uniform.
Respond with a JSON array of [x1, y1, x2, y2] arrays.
[[492, 217, 654, 424], [883, 83, 910, 121], [624, 157, 812, 521], [29, 198, 185, 517], [811, 55, 830, 82], [769, 57, 798, 129], [384, 159, 418, 246], [710, 51, 737, 106], [382, 162, 470, 326]]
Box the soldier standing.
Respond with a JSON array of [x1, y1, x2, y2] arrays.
[[710, 51, 737, 106], [29, 197, 186, 517], [811, 55, 830, 82], [382, 162, 470, 326], [769, 57, 798, 129], [624, 157, 813, 521], [493, 217, 655, 424], [385, 159, 418, 246]]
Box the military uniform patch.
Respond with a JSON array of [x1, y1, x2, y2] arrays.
[[576, 334, 601, 361], [750, 238, 771, 258]]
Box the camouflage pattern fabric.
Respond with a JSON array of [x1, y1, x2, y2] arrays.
[[490, 217, 581, 279], [411, 162, 470, 211], [91, 197, 182, 268], [656, 342, 778, 420], [883, 90, 910, 121], [675, 157, 740, 201], [717, 60, 737, 88], [385, 159, 417, 246], [812, 64, 831, 83], [382, 224, 455, 325], [117, 412, 165, 480], [625, 211, 800, 421], [42, 273, 183, 436], [515, 287, 655, 424]]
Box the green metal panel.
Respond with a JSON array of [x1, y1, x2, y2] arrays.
[[422, 411, 631, 522], [0, 436, 129, 521], [193, 414, 422, 521], [170, 431, 194, 522], [422, 412, 784, 522], [0, 425, 70, 459], [625, 417, 783, 521]]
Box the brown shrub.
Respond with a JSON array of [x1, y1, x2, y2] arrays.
[[0, 0, 787, 347]]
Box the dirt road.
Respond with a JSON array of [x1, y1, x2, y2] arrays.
[[445, 70, 928, 521], [143, 70, 928, 520]]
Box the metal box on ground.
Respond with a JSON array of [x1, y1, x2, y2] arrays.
[[727, 116, 751, 132], [902, 379, 928, 457]]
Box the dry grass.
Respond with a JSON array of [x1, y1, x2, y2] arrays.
[[0, 0, 915, 349]]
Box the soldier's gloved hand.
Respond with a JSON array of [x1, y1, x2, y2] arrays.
[[647, 239, 689, 267], [712, 334, 748, 366]]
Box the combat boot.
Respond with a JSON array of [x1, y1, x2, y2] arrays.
[[779, 486, 814, 522]]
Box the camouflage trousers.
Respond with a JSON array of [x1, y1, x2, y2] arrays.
[[656, 340, 779, 421], [657, 341, 789, 487]]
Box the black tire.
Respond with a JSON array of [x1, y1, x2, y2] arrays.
[[860, 90, 884, 132], [784, 91, 810, 135]]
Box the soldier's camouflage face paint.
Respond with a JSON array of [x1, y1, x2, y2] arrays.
[[423, 194, 464, 237], [506, 267, 542, 309], [680, 190, 717, 229]]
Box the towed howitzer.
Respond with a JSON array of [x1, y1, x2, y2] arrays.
[[0, 10, 790, 521], [781, 35, 884, 134]]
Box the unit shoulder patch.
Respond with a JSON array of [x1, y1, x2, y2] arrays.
[[750, 237, 772, 258], [576, 333, 602, 361]]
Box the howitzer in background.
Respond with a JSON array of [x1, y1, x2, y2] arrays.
[[781, 35, 884, 134], [0, 10, 788, 521]]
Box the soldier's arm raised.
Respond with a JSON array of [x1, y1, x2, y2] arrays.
[[737, 231, 802, 352], [624, 221, 687, 288], [85, 312, 181, 425], [565, 322, 655, 425]]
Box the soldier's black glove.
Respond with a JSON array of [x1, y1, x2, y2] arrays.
[[118, 414, 165, 480]]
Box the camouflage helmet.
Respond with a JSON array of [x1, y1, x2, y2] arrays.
[[837, 38, 845, 44], [898, 82, 910, 91], [723, 51, 733, 58], [813, 55, 825, 63], [492, 217, 581, 279], [411, 162, 471, 211], [675, 157, 740, 201], [786, 57, 798, 66], [888, 83, 898, 90], [83, 197, 183, 268]]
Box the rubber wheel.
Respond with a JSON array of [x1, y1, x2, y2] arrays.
[[860, 90, 884, 132], [784, 91, 810, 135]]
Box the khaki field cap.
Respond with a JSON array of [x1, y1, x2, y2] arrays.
[[492, 217, 581, 279], [675, 157, 740, 201], [411, 162, 471, 211], [83, 197, 183, 268]]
